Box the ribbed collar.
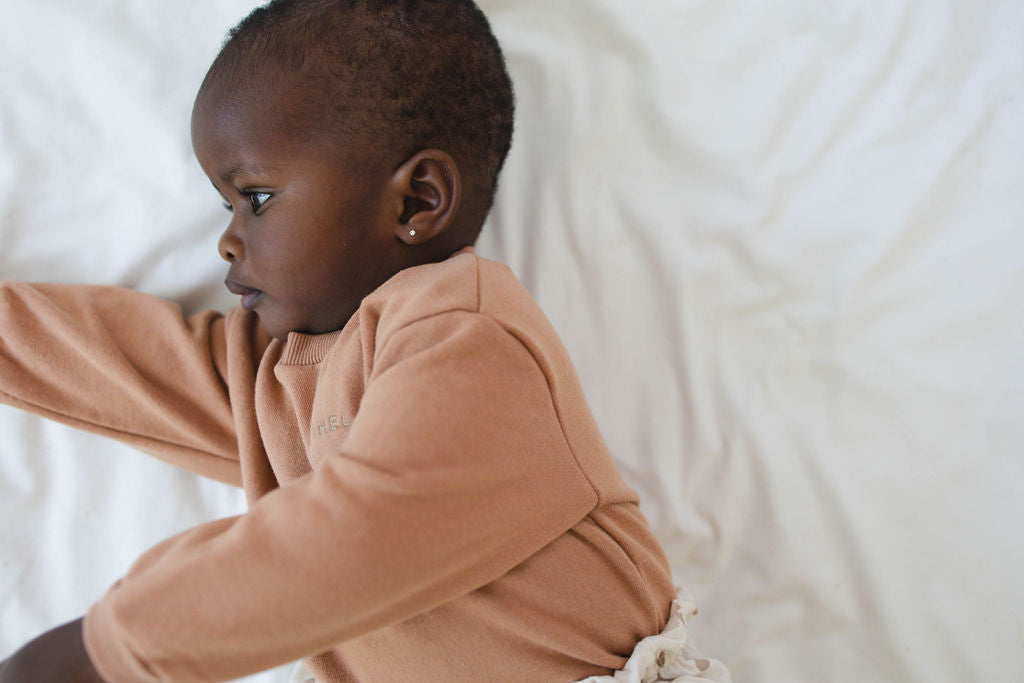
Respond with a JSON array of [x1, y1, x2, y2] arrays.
[[278, 328, 344, 366], [275, 246, 477, 367]]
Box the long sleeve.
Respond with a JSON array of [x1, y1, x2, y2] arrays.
[[82, 310, 600, 682], [0, 281, 259, 484]]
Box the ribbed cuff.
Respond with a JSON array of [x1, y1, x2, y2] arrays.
[[83, 596, 157, 683]]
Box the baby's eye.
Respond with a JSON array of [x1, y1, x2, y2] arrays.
[[247, 191, 272, 213], [222, 200, 233, 213]]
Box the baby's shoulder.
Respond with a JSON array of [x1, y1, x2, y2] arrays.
[[365, 249, 534, 337]]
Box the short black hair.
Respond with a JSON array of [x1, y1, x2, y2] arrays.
[[202, 0, 515, 233]]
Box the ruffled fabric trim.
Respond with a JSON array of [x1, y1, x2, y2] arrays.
[[575, 588, 732, 683]]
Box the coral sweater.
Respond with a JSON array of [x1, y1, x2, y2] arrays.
[[0, 248, 674, 682]]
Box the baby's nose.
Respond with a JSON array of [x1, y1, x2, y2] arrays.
[[218, 226, 244, 262]]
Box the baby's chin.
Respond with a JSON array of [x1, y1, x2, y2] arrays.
[[258, 311, 351, 342], [250, 309, 294, 342]]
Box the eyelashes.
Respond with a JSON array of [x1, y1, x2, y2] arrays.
[[247, 191, 271, 213], [221, 191, 272, 215]]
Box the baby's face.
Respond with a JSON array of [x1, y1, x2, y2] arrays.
[[191, 87, 405, 340]]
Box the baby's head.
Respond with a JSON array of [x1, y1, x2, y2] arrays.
[[191, 0, 514, 340]]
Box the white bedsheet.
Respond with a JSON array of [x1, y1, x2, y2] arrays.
[[2, 1, 1022, 681]]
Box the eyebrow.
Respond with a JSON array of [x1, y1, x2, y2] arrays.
[[220, 161, 276, 183]]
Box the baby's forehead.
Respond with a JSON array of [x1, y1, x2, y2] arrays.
[[194, 79, 396, 172], [198, 70, 338, 134]]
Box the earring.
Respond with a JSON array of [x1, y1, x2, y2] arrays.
[[409, 229, 417, 237]]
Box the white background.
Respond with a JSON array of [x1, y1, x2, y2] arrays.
[[2, 1, 1022, 681]]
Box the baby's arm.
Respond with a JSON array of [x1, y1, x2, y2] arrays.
[[80, 311, 597, 681], [0, 281, 265, 483], [0, 281, 268, 678]]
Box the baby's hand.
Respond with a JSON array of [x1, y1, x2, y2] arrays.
[[0, 617, 104, 683]]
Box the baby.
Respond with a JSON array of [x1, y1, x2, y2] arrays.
[[0, 1, 685, 681]]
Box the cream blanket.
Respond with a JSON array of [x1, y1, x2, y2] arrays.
[[2, 1, 1022, 681]]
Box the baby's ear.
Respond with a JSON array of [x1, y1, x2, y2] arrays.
[[388, 149, 461, 245]]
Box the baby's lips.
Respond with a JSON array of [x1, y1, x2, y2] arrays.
[[224, 279, 264, 309], [225, 278, 257, 295]]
